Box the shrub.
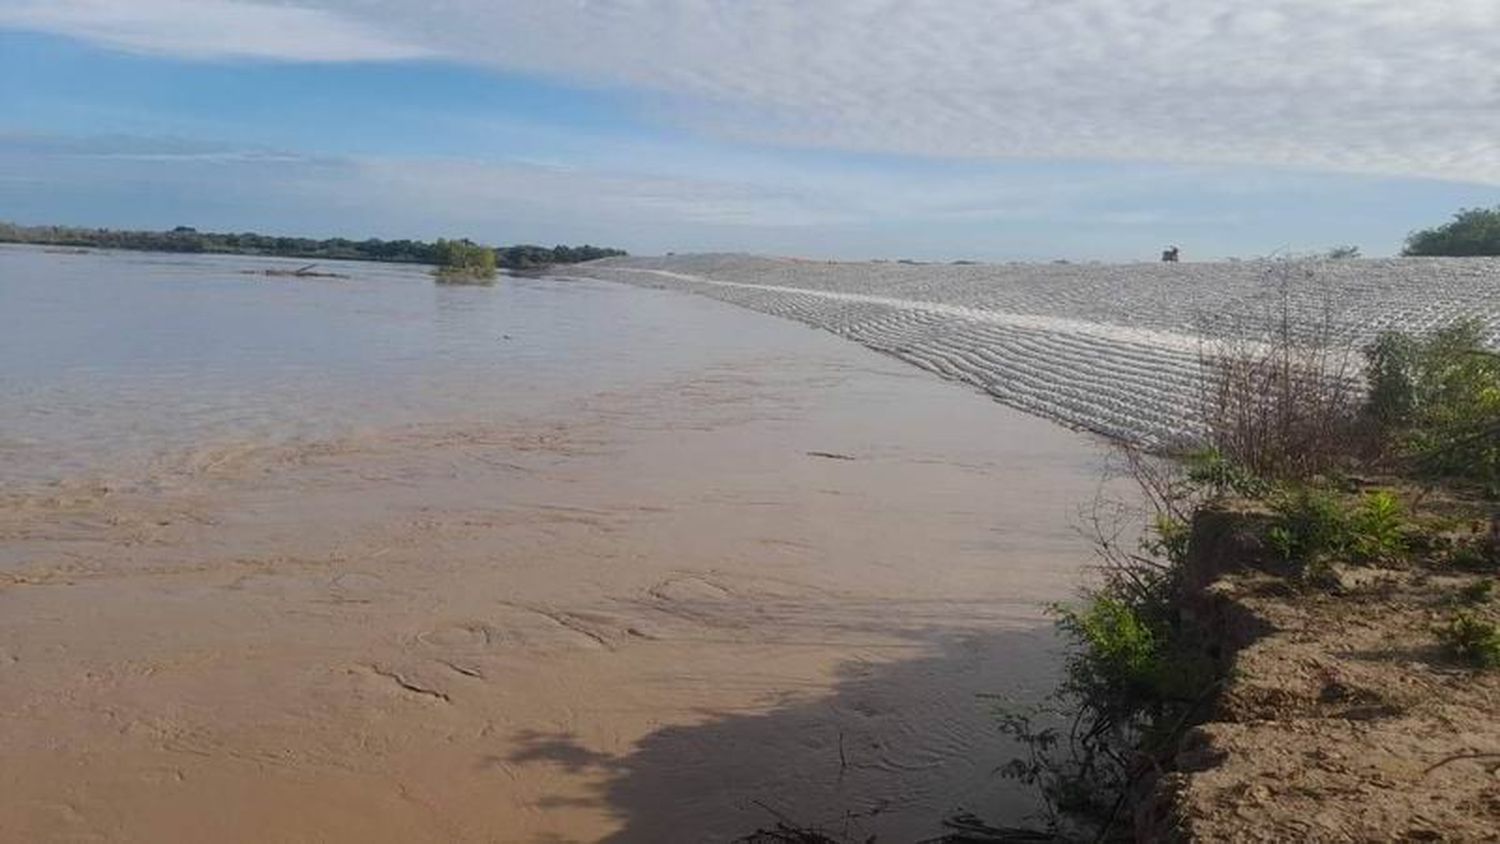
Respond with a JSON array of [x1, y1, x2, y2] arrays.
[[1267, 486, 1349, 567], [1200, 263, 1362, 480], [1364, 320, 1500, 489], [432, 238, 498, 281], [1438, 611, 1500, 668], [1056, 597, 1163, 702], [1362, 330, 1419, 432], [1266, 486, 1412, 571], [1146, 514, 1193, 565]]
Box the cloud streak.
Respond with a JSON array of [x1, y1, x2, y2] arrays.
[[6, 1, 1498, 183], [0, 0, 426, 61]]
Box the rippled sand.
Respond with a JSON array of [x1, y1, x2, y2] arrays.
[[0, 249, 1108, 842]]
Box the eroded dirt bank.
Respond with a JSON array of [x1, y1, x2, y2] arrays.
[[1138, 509, 1500, 841]]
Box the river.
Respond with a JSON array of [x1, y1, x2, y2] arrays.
[[0, 245, 1106, 841]]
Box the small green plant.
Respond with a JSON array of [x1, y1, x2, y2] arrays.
[[1267, 486, 1349, 564], [1438, 611, 1500, 668], [1265, 524, 1298, 563], [1348, 490, 1408, 563], [992, 448, 1234, 839]]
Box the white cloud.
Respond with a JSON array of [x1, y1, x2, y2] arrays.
[[0, 0, 427, 61], [6, 1, 1499, 182], [443, 0, 1500, 183]]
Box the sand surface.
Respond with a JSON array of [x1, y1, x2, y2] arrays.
[[569, 255, 1500, 446], [0, 251, 1110, 841]]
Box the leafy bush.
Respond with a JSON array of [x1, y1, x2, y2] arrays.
[[1267, 486, 1412, 571], [1267, 486, 1349, 567], [1146, 514, 1193, 565], [1325, 245, 1361, 260], [1438, 611, 1500, 668], [1404, 206, 1500, 256], [1056, 597, 1163, 702], [1364, 320, 1500, 489], [999, 584, 1215, 839], [433, 238, 497, 279]]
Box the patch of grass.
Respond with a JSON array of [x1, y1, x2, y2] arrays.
[[1438, 611, 1500, 669]]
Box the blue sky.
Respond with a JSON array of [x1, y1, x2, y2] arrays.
[[2, 0, 1498, 261]]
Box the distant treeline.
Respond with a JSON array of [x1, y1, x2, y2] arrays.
[[493, 243, 626, 268], [0, 223, 627, 269]]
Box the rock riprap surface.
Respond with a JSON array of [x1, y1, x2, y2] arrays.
[[569, 255, 1500, 445]]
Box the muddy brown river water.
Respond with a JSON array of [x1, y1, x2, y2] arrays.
[[0, 247, 1107, 841]]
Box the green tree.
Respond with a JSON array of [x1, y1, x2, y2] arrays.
[[1403, 206, 1500, 256]]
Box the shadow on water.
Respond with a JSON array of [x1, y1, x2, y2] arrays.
[[508, 627, 1062, 843]]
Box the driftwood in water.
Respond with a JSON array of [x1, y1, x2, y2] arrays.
[[241, 263, 349, 279]]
